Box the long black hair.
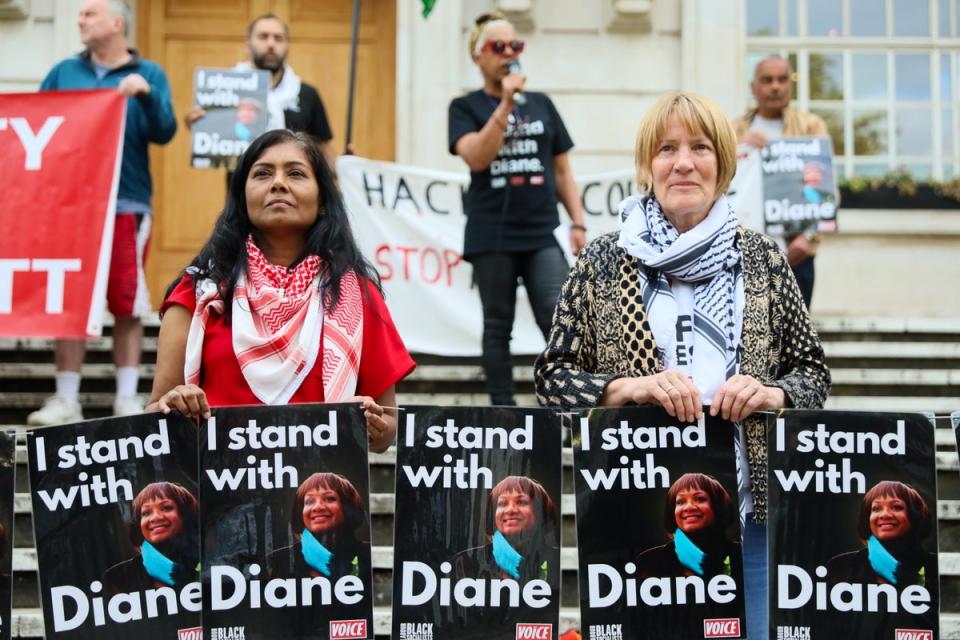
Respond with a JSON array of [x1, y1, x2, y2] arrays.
[[172, 129, 379, 320]]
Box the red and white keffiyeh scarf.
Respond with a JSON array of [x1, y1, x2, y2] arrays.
[[184, 237, 363, 404]]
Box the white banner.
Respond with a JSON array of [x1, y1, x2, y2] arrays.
[[337, 156, 632, 356], [727, 143, 766, 235]]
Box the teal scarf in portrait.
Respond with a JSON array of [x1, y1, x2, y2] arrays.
[[301, 528, 334, 577], [868, 535, 900, 585], [674, 528, 706, 576], [492, 531, 523, 579], [141, 540, 176, 586]]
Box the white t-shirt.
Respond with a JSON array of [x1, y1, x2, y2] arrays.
[[751, 115, 790, 250], [668, 280, 725, 400], [752, 114, 785, 140], [670, 279, 755, 519]]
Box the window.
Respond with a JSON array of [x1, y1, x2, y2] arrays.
[[745, 0, 959, 179]]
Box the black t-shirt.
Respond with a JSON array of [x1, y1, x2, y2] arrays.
[[285, 81, 333, 143], [448, 90, 574, 257]]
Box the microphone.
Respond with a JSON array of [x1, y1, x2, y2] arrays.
[[508, 61, 527, 106]]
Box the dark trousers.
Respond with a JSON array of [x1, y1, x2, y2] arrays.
[[471, 246, 569, 405], [791, 255, 815, 309]]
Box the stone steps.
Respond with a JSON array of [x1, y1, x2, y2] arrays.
[[823, 396, 960, 414], [3, 336, 958, 358], [813, 317, 960, 331], [3, 390, 958, 420], [407, 365, 960, 385], [3, 362, 960, 389]]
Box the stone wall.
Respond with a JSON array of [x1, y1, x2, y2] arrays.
[[396, 0, 747, 174], [2, 0, 954, 319], [0, 0, 118, 93], [814, 209, 960, 317]]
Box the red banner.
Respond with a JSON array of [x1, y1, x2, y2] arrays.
[[0, 89, 125, 337]]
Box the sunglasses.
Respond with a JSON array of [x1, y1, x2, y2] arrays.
[[482, 39, 525, 55]]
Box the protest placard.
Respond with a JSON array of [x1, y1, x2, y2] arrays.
[[768, 411, 939, 640], [392, 406, 562, 640], [574, 407, 745, 639], [190, 67, 269, 169], [200, 403, 372, 640], [760, 137, 838, 237], [28, 414, 200, 640]]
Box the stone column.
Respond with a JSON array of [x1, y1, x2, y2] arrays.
[[396, 0, 465, 169], [680, 0, 746, 118]]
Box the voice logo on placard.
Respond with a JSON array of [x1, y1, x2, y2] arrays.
[[177, 627, 203, 640], [330, 619, 367, 640], [516, 623, 552, 640], [895, 630, 933, 640], [703, 618, 741, 638]]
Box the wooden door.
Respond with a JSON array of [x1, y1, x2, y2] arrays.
[[137, 0, 396, 307]]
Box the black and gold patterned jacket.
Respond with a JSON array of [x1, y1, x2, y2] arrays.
[[534, 228, 831, 522]]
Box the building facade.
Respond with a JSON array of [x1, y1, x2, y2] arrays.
[[2, 0, 957, 316]]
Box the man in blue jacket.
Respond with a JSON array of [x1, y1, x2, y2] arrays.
[[28, 0, 176, 426]]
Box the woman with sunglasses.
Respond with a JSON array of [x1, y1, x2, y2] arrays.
[[448, 11, 586, 406]]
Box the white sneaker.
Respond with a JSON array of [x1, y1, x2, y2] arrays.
[[27, 396, 84, 426], [113, 395, 144, 417]]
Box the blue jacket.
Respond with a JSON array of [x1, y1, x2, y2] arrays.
[[41, 49, 177, 208]]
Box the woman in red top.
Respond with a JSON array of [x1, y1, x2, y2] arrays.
[[146, 129, 414, 452]]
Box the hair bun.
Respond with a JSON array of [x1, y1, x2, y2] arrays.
[[475, 10, 507, 26]]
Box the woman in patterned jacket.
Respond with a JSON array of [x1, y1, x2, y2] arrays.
[[533, 92, 830, 639]]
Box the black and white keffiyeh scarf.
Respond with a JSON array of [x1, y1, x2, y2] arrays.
[[617, 194, 745, 391]]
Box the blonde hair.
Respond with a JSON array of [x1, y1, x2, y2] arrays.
[[634, 92, 738, 195], [468, 11, 512, 56]]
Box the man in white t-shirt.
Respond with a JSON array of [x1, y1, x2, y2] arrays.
[[733, 55, 832, 308]]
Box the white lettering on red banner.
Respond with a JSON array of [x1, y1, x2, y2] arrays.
[[895, 630, 933, 640], [0, 258, 81, 314], [0, 90, 125, 337], [0, 115, 63, 170]]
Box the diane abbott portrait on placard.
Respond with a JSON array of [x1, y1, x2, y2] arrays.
[[636, 473, 743, 582], [103, 482, 200, 595], [265, 472, 371, 582], [453, 475, 560, 585], [826, 480, 937, 593]]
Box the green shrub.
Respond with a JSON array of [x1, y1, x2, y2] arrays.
[[838, 167, 960, 202]]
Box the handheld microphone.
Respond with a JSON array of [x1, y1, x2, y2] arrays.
[[508, 61, 527, 106]]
